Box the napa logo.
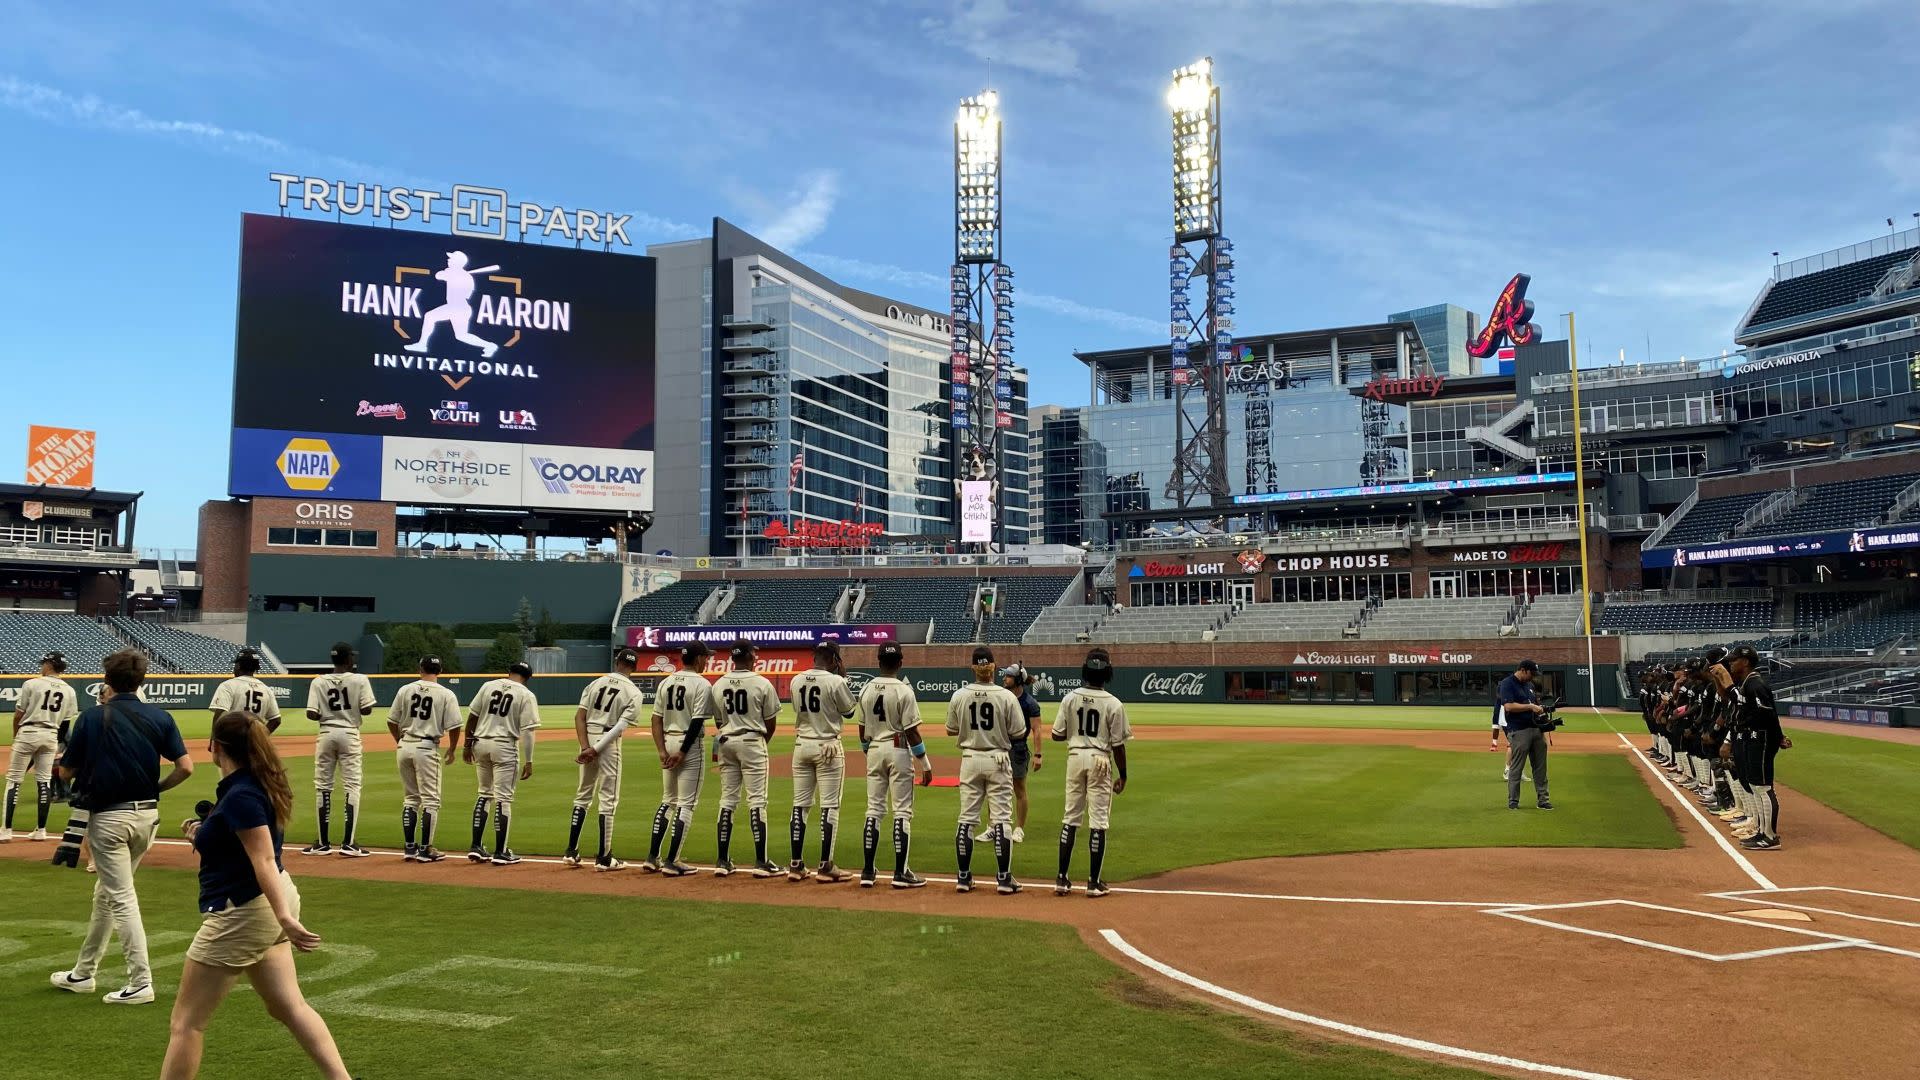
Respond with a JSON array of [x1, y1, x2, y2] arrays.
[[277, 437, 341, 492]]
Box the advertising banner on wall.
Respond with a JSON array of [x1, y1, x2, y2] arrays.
[[25, 426, 96, 488], [625, 624, 899, 649], [961, 480, 993, 542], [1643, 525, 1920, 568], [229, 429, 385, 500], [229, 214, 655, 510]]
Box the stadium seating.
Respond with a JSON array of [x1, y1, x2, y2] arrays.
[[1087, 604, 1230, 644], [1022, 605, 1106, 645], [1655, 491, 1771, 547], [857, 578, 980, 643], [1762, 473, 1920, 536], [711, 579, 845, 626], [1794, 591, 1878, 631], [1517, 594, 1585, 637], [1782, 607, 1920, 655], [1356, 597, 1516, 640], [109, 618, 281, 674], [0, 612, 125, 674], [614, 580, 723, 628], [979, 576, 1076, 643], [1744, 249, 1919, 330], [1596, 601, 1772, 634], [1213, 601, 1365, 642]]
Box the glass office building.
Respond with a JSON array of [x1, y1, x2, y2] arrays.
[[1389, 303, 1479, 376]]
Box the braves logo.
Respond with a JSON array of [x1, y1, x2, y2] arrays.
[[1467, 273, 1542, 359], [1237, 548, 1265, 575]]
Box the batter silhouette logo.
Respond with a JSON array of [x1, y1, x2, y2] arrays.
[[340, 251, 573, 391], [1467, 273, 1542, 359]]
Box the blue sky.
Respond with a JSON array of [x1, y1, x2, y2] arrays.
[[3, 0, 1916, 548]]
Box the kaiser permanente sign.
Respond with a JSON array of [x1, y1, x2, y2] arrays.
[[1644, 525, 1920, 568]]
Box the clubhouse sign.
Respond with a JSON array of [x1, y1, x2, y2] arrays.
[[1644, 525, 1920, 568]]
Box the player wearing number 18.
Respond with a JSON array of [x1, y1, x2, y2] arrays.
[[1051, 649, 1132, 898], [210, 649, 281, 734], [946, 645, 1028, 895], [641, 642, 714, 876]]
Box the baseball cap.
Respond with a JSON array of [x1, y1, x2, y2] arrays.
[[972, 645, 996, 665], [420, 655, 444, 674], [1729, 644, 1760, 666], [329, 642, 356, 666], [613, 647, 640, 668], [682, 641, 711, 664], [730, 639, 757, 665], [508, 661, 534, 679], [40, 650, 67, 672], [1517, 659, 1540, 673], [877, 643, 904, 663], [996, 663, 1025, 681]]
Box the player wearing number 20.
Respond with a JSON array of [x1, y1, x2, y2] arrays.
[[462, 663, 541, 866], [946, 645, 1029, 895], [786, 641, 858, 883], [1051, 649, 1132, 898], [301, 643, 376, 857], [210, 649, 281, 733]]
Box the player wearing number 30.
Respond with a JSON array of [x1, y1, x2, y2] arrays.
[[786, 641, 858, 883], [946, 645, 1028, 895], [301, 643, 376, 857], [462, 663, 541, 866], [1051, 649, 1132, 898], [711, 641, 783, 878], [210, 649, 281, 733], [387, 657, 464, 863]]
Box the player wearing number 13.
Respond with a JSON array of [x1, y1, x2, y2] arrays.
[[946, 645, 1028, 895], [5, 651, 76, 843], [1051, 649, 1132, 898], [210, 650, 281, 734]]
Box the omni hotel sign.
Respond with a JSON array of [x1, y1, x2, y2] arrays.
[[268, 173, 641, 247]]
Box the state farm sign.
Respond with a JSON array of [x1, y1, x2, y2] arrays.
[[1447, 542, 1569, 564]]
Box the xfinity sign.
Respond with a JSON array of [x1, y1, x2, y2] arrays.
[[268, 173, 637, 247]]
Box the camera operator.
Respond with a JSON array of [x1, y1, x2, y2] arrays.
[[49, 648, 194, 1005], [1499, 660, 1554, 811]]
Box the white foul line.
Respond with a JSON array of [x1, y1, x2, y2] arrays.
[[1098, 929, 1637, 1080], [1482, 899, 1873, 962], [1612, 732, 1777, 891]]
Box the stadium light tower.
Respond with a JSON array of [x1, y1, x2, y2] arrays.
[[951, 89, 1013, 550], [1165, 58, 1235, 509]]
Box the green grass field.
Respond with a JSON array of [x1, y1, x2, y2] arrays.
[[0, 865, 1490, 1080], [1756, 727, 1920, 849]]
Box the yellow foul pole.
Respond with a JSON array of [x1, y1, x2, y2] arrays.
[[1565, 311, 1597, 707]]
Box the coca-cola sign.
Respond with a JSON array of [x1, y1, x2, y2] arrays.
[[1139, 672, 1208, 697]]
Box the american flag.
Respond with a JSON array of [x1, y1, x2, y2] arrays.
[[789, 450, 804, 491]]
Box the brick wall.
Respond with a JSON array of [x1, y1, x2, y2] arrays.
[[197, 500, 250, 613]]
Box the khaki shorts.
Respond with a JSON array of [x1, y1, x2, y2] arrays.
[[186, 872, 300, 969]]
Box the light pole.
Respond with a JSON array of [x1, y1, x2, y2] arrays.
[[1165, 59, 1234, 511], [952, 90, 1013, 551]]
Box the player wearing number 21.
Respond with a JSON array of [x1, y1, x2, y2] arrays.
[[211, 649, 281, 734], [946, 645, 1028, 895], [1051, 648, 1131, 898]]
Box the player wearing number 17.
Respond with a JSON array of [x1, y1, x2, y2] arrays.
[[210, 649, 281, 734], [1051, 649, 1132, 898], [946, 645, 1028, 895]]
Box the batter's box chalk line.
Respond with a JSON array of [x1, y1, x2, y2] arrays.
[[1481, 898, 1920, 962]]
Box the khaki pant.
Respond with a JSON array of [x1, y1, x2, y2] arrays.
[[314, 728, 363, 802], [187, 872, 299, 969], [575, 727, 621, 814], [72, 807, 159, 989], [957, 750, 1014, 829], [717, 734, 770, 812], [1063, 749, 1116, 829], [473, 738, 522, 807], [6, 727, 57, 787], [659, 736, 703, 824], [864, 745, 915, 824], [398, 740, 444, 814], [792, 737, 845, 816]]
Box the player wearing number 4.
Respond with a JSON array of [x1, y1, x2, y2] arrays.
[[1052, 649, 1131, 898], [462, 663, 540, 866], [711, 641, 783, 878], [947, 646, 1028, 895], [301, 644, 375, 857], [857, 643, 934, 888], [787, 641, 858, 883], [211, 649, 281, 734]]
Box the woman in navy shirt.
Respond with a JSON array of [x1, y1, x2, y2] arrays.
[[162, 712, 355, 1080]]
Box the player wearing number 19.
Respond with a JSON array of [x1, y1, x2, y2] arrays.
[[301, 643, 376, 857], [210, 650, 282, 734], [1051, 649, 1132, 898], [946, 645, 1028, 895], [461, 663, 541, 866], [711, 641, 783, 878]]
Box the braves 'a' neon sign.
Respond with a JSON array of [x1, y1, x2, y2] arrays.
[[1468, 273, 1542, 359]]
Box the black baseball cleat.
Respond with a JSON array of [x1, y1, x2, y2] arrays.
[[891, 869, 927, 889], [750, 860, 783, 879], [562, 851, 582, 868], [1507, 801, 1519, 810], [859, 870, 877, 888], [301, 843, 332, 856], [639, 857, 663, 873], [1740, 836, 1781, 850], [490, 850, 522, 866], [466, 847, 488, 864], [416, 847, 447, 863], [1054, 875, 1073, 896], [402, 845, 419, 863], [1086, 880, 1111, 898], [955, 874, 975, 894], [787, 861, 810, 882], [338, 844, 372, 859], [712, 859, 736, 878], [1537, 801, 1554, 810], [815, 863, 851, 883], [661, 860, 696, 877], [996, 877, 1022, 895]]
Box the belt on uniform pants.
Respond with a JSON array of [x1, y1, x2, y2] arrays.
[[94, 800, 159, 812]]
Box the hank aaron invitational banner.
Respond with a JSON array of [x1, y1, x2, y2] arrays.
[[625, 624, 900, 649]]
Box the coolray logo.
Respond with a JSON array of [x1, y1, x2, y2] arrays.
[[1467, 274, 1541, 359], [532, 457, 649, 495], [430, 400, 481, 426], [356, 401, 407, 421], [277, 437, 339, 492], [497, 409, 538, 432], [1237, 548, 1266, 574], [269, 173, 637, 247], [1362, 374, 1445, 401], [1140, 672, 1207, 697]]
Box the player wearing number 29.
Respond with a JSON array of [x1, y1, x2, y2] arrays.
[[857, 643, 934, 888], [786, 641, 858, 883], [386, 657, 464, 863], [946, 645, 1029, 895], [462, 663, 541, 866], [301, 643, 375, 857], [711, 641, 783, 878], [1051, 649, 1132, 898], [4, 650, 77, 843], [210, 649, 281, 734], [641, 642, 713, 876]]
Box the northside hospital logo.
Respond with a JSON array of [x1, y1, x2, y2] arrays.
[[339, 252, 572, 391]]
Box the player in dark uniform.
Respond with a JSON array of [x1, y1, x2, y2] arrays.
[[1726, 645, 1787, 850], [1697, 649, 1737, 814], [1639, 667, 1667, 763]]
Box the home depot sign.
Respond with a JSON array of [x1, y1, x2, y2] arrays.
[[25, 427, 96, 488]]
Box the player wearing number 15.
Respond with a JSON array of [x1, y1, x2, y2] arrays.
[[946, 645, 1028, 895], [386, 657, 464, 863], [1051, 649, 1132, 898], [711, 641, 783, 878], [210, 650, 281, 734], [301, 643, 376, 857]]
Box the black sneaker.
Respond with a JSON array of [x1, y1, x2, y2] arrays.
[[490, 850, 522, 866], [639, 857, 663, 874], [712, 859, 736, 878], [750, 860, 782, 879], [859, 870, 877, 888], [466, 847, 488, 864], [1086, 880, 1110, 898], [1054, 875, 1073, 896], [1739, 836, 1780, 850], [661, 860, 696, 877], [417, 847, 447, 863], [787, 861, 810, 882], [891, 868, 927, 889], [1537, 801, 1555, 810], [403, 845, 419, 862], [301, 843, 332, 856], [996, 877, 1022, 895], [1507, 801, 1519, 810], [338, 844, 372, 859], [955, 874, 975, 894]]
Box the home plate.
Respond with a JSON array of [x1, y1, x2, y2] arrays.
[[1728, 909, 1814, 922]]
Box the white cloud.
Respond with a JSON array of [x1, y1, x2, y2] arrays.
[[804, 250, 1161, 336], [923, 0, 1082, 78], [801, 253, 947, 291], [1020, 291, 1163, 337], [741, 170, 841, 250]]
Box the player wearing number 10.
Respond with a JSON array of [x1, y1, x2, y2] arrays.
[[211, 649, 281, 734], [1051, 649, 1132, 898]]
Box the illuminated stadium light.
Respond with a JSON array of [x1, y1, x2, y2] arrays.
[[1169, 59, 1220, 243], [955, 90, 1002, 264]]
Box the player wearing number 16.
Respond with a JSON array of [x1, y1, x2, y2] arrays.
[[211, 649, 281, 734], [946, 645, 1029, 895], [1050, 649, 1132, 898], [786, 641, 858, 883]]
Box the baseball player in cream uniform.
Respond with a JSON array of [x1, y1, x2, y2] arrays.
[[946, 646, 1028, 894], [209, 648, 282, 733], [786, 641, 858, 883], [4, 650, 77, 842], [302, 642, 376, 857], [570, 648, 642, 871], [1050, 649, 1132, 898], [711, 641, 783, 878], [462, 662, 540, 866], [857, 643, 934, 889], [386, 657, 464, 863], [641, 642, 713, 876]]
